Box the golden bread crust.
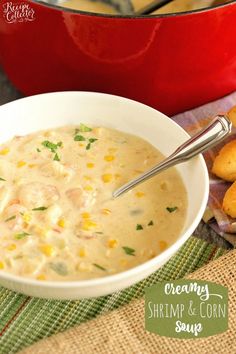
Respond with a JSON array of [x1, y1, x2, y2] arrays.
[[223, 181, 236, 218], [228, 106, 236, 128], [212, 140, 236, 182]]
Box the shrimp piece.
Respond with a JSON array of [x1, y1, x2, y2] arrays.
[[3, 204, 27, 231], [66, 188, 96, 209], [75, 228, 97, 240], [41, 161, 74, 180], [18, 182, 60, 209], [66, 188, 84, 208], [0, 186, 11, 213]]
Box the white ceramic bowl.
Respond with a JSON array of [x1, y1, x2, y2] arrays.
[[0, 92, 209, 299]]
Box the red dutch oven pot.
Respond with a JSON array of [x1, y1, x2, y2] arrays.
[[0, 1, 236, 115]]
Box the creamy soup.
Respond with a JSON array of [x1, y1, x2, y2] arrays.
[[61, 0, 118, 14], [0, 124, 187, 281], [57, 0, 230, 14]]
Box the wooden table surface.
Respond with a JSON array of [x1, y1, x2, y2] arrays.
[[0, 67, 231, 249]]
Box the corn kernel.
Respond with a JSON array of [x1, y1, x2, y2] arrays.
[[6, 244, 16, 251], [17, 161, 26, 168], [108, 239, 118, 249], [81, 212, 91, 219], [79, 248, 86, 258], [120, 259, 127, 266], [84, 185, 93, 191], [37, 274, 46, 281], [83, 175, 92, 181], [39, 244, 55, 257], [159, 240, 168, 252], [135, 192, 145, 198], [160, 181, 169, 191], [148, 250, 156, 259], [104, 155, 115, 162], [101, 174, 113, 183], [57, 219, 66, 228], [101, 208, 111, 215], [22, 213, 31, 223], [82, 220, 97, 230], [0, 148, 9, 155], [28, 164, 37, 168], [87, 163, 94, 168], [79, 143, 85, 147], [43, 131, 54, 137], [0, 261, 4, 269]]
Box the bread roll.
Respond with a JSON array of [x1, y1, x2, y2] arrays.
[[223, 181, 236, 217], [212, 140, 236, 182], [228, 106, 236, 128]]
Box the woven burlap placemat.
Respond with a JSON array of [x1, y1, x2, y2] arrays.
[[20, 248, 235, 354]]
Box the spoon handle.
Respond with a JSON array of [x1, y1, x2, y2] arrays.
[[113, 115, 231, 198], [135, 0, 174, 15]]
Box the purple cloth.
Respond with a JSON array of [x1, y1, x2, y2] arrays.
[[173, 92, 236, 245]]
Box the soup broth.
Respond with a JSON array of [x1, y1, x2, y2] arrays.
[[58, 0, 230, 14], [0, 124, 187, 281]]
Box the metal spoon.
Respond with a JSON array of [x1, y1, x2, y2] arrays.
[[113, 115, 232, 198]]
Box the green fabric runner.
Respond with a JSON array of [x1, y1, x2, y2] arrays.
[[0, 236, 226, 354]]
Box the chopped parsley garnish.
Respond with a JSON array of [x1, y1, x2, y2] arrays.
[[122, 246, 136, 256], [41, 140, 62, 161], [5, 215, 16, 222], [86, 138, 98, 150], [32, 206, 47, 211], [53, 153, 60, 161], [36, 148, 41, 152], [41, 140, 60, 152], [136, 224, 143, 230], [14, 232, 30, 240], [74, 135, 86, 141], [79, 123, 92, 132], [0, 177, 6, 181], [93, 263, 106, 271], [148, 220, 154, 226], [74, 124, 97, 150], [86, 143, 91, 150], [166, 206, 178, 213], [88, 138, 98, 143]]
